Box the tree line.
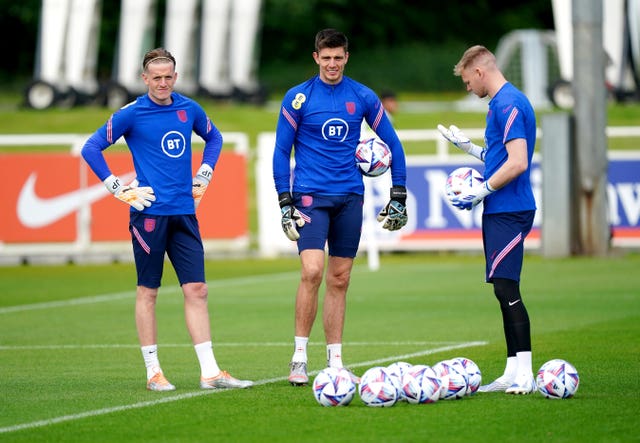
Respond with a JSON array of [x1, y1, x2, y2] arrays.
[[0, 0, 553, 92]]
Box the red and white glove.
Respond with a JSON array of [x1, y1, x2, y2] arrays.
[[103, 175, 155, 211], [192, 164, 213, 209]]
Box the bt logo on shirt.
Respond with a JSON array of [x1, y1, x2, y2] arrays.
[[161, 131, 187, 158], [321, 118, 349, 142]]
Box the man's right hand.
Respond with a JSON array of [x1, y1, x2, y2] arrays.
[[437, 124, 485, 161], [103, 174, 155, 211], [278, 192, 305, 241]]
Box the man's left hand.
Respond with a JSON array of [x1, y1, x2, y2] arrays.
[[450, 181, 494, 210], [377, 186, 408, 231], [192, 164, 213, 209]]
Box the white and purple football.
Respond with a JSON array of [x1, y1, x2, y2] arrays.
[[312, 367, 356, 406], [445, 167, 484, 199], [355, 138, 392, 177], [536, 359, 580, 399], [401, 364, 442, 404], [358, 366, 398, 407], [432, 360, 468, 400]]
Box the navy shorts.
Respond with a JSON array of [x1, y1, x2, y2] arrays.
[[482, 210, 535, 283], [293, 193, 364, 258], [129, 213, 205, 288]]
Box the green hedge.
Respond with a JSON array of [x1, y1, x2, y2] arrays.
[[259, 42, 470, 95]]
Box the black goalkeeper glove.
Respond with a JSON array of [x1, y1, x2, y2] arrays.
[[377, 186, 408, 231], [278, 192, 305, 241]]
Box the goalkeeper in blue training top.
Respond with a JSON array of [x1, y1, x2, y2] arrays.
[[81, 47, 253, 392], [438, 45, 538, 394], [272, 29, 409, 386]]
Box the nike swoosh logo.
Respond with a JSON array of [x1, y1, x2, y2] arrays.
[[508, 299, 521, 306], [17, 171, 136, 228]]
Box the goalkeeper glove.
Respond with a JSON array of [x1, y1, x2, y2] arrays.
[[103, 174, 155, 211], [193, 164, 213, 209], [450, 180, 495, 210], [377, 186, 408, 231], [278, 192, 305, 241], [437, 124, 486, 161]]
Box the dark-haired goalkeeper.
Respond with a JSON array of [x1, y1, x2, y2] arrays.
[[438, 45, 537, 394], [272, 28, 408, 386]]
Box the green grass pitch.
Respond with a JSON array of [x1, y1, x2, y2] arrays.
[[0, 252, 638, 442], [0, 95, 639, 441]]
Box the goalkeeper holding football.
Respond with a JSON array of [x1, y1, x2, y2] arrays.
[[273, 29, 409, 386], [438, 45, 537, 394], [81, 48, 252, 392]]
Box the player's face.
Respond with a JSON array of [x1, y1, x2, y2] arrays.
[[461, 67, 487, 99], [313, 47, 349, 85], [142, 62, 177, 105]]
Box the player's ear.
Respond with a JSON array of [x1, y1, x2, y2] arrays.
[[312, 51, 320, 65], [344, 52, 349, 65]]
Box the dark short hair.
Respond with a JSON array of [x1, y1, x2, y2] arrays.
[[314, 29, 348, 52], [142, 48, 176, 71], [380, 90, 397, 100]]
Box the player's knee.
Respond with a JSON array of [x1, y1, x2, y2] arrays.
[[183, 281, 208, 301], [300, 264, 324, 288], [493, 278, 519, 306], [325, 270, 350, 292]]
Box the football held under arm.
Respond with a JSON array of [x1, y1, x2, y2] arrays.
[[369, 111, 406, 187]]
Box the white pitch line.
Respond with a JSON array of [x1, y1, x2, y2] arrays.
[[0, 271, 300, 315], [0, 341, 487, 435], [343, 341, 488, 370], [0, 341, 466, 351], [0, 291, 135, 314]]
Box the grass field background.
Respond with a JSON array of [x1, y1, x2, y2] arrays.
[[1, 252, 638, 442]]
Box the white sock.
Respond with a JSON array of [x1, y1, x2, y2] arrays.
[[503, 356, 518, 379], [141, 344, 161, 380], [515, 351, 533, 378], [292, 336, 308, 363], [195, 341, 221, 378], [327, 343, 343, 368]]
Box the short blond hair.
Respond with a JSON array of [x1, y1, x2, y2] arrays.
[[454, 45, 496, 76]]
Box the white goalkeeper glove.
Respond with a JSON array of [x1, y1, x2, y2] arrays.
[[278, 192, 305, 241], [103, 174, 155, 211], [450, 180, 495, 210], [192, 164, 213, 209], [437, 124, 486, 161], [377, 186, 408, 231]]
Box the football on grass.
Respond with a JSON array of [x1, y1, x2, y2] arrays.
[[312, 367, 356, 406], [355, 138, 391, 177], [453, 357, 482, 395], [358, 366, 398, 407], [432, 360, 468, 400], [536, 359, 580, 399], [401, 364, 442, 404], [386, 361, 413, 402]]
